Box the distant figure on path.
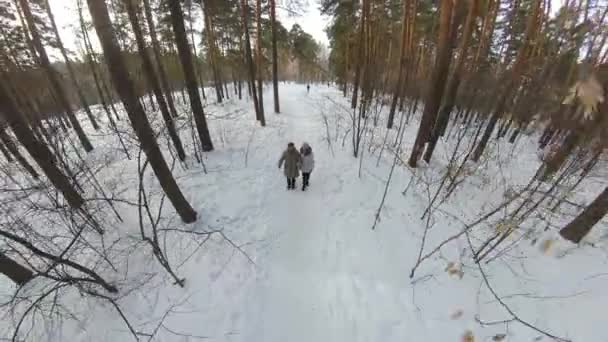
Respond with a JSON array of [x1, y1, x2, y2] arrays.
[[307, 84, 310, 93], [278, 142, 301, 190], [299, 142, 314, 191]]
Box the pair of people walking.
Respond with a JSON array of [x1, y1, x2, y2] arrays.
[[278, 142, 315, 191]]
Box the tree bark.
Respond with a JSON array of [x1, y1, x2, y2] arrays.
[[0, 84, 84, 208], [87, 0, 197, 223], [408, 0, 455, 167], [142, 0, 179, 119], [0, 252, 33, 286], [560, 186, 608, 243], [270, 0, 280, 113], [255, 0, 266, 123], [18, 0, 93, 152], [240, 0, 262, 124], [167, 0, 214, 151], [124, 0, 186, 161]]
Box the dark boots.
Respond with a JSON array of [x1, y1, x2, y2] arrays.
[[302, 172, 310, 191], [287, 178, 296, 190]]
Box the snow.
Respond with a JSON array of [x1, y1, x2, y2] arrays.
[[1, 83, 608, 341]]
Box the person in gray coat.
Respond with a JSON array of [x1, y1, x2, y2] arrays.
[[278, 142, 302, 190], [299, 142, 314, 191]]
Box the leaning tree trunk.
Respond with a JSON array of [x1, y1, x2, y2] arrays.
[[0, 252, 33, 286], [43, 0, 99, 131], [0, 128, 39, 179], [18, 0, 93, 152], [143, 0, 179, 118], [240, 0, 263, 124], [269, 0, 280, 113], [87, 0, 197, 223], [255, 0, 265, 121], [408, 0, 455, 167], [0, 138, 12, 162], [423, 0, 477, 163], [167, 0, 214, 151], [472, 0, 541, 162], [124, 0, 186, 161], [0, 84, 84, 209], [560, 186, 608, 243]]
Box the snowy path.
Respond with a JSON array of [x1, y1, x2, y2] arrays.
[[237, 86, 419, 341]]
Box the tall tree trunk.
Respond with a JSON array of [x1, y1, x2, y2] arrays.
[[350, 0, 367, 109], [77, 0, 122, 124], [167, 0, 214, 151], [18, 0, 93, 152], [201, 1, 223, 103], [408, 0, 455, 167], [142, 0, 179, 118], [0, 84, 84, 208], [269, 0, 280, 113], [0, 128, 39, 179], [80, 18, 116, 127], [240, 0, 262, 124], [43, 0, 99, 131], [187, 1, 207, 103], [423, 0, 477, 163], [387, 0, 410, 129], [0, 252, 33, 286], [87, 0, 197, 223], [255, 0, 266, 122], [124, 0, 186, 161], [472, 0, 541, 162], [560, 186, 608, 243]]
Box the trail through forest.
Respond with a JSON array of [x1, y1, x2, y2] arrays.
[[240, 85, 418, 341]]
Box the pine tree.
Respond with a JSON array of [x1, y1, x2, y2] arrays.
[[124, 0, 186, 161], [423, 0, 478, 163], [86, 0, 197, 223], [255, 0, 265, 121], [42, 0, 99, 131], [17, 0, 93, 152], [167, 0, 214, 151], [240, 0, 262, 124], [269, 0, 280, 113], [0, 83, 84, 209], [142, 0, 179, 118], [408, 0, 455, 167]]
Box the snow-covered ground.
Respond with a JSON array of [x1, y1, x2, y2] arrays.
[[1, 83, 607, 341]]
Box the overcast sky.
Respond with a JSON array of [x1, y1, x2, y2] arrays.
[[47, 0, 330, 54]]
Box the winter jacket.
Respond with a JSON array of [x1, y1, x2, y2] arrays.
[[300, 143, 315, 173], [278, 147, 301, 178]]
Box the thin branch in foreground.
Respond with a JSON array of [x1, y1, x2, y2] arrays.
[[464, 230, 571, 342]]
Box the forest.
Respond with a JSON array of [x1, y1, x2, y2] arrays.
[[0, 0, 607, 341]]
